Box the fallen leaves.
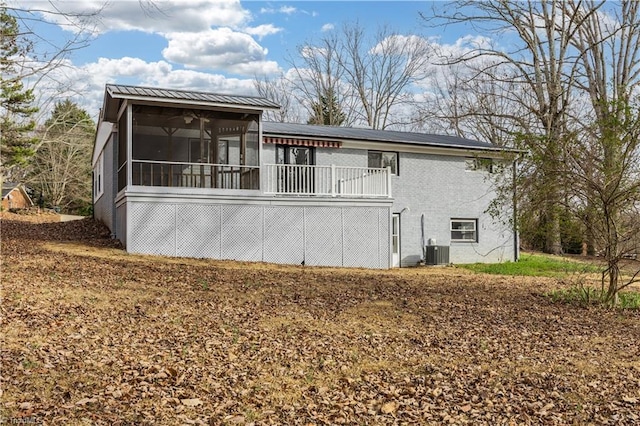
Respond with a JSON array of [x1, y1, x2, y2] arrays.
[[1, 212, 640, 424], [75, 397, 97, 406], [380, 401, 397, 414], [180, 398, 203, 407]]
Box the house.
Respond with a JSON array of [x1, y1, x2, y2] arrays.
[[1, 182, 34, 211], [93, 84, 519, 268]]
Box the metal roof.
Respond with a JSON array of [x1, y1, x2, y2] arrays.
[[101, 84, 280, 122], [262, 122, 511, 153], [106, 84, 280, 109]]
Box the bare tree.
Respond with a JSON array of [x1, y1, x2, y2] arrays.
[[423, 0, 603, 255], [285, 22, 433, 129], [288, 32, 358, 126], [416, 59, 530, 146], [29, 99, 94, 212], [4, 3, 100, 83], [253, 73, 300, 123], [338, 23, 432, 130], [564, 0, 640, 304]]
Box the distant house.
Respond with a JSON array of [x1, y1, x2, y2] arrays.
[[93, 84, 519, 268], [1, 183, 33, 211]]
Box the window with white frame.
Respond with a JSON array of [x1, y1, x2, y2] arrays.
[[368, 151, 398, 175], [451, 219, 478, 242], [94, 153, 104, 201]]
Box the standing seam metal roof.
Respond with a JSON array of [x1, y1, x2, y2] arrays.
[[101, 85, 513, 153], [106, 84, 280, 109]]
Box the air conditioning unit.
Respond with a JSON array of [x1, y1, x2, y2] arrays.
[[425, 245, 450, 265]]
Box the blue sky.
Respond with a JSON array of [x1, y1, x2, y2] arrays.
[[10, 1, 479, 120], [71, 2, 437, 67]]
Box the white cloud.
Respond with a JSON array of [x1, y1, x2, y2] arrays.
[[279, 6, 297, 15], [86, 57, 261, 95], [453, 35, 493, 50], [321, 23, 334, 32], [244, 24, 282, 40], [145, 69, 257, 94], [16, 0, 251, 34], [299, 45, 327, 60], [30, 56, 265, 121], [162, 28, 280, 75], [14, 0, 283, 78], [84, 57, 174, 83], [260, 5, 297, 15], [370, 34, 432, 55]]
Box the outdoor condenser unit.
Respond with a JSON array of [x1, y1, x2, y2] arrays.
[[425, 245, 450, 265]]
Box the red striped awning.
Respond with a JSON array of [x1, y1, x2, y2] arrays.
[[263, 136, 341, 148]]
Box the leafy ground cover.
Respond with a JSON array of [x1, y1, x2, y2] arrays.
[[1, 212, 639, 425]]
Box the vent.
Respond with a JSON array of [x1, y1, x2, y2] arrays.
[[425, 245, 450, 265]]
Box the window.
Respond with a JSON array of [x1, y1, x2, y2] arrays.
[[277, 145, 315, 165], [465, 157, 494, 173], [94, 153, 104, 201], [368, 151, 398, 175], [451, 219, 477, 242]]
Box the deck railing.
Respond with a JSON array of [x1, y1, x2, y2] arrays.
[[131, 160, 259, 190], [263, 164, 391, 197], [130, 161, 391, 197]]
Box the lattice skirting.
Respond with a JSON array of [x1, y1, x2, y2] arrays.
[[125, 201, 390, 268], [116, 203, 127, 247]]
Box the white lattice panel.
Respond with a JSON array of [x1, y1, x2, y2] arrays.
[[221, 205, 262, 261], [116, 203, 127, 247], [176, 204, 221, 258], [378, 209, 391, 268], [304, 207, 343, 266], [128, 202, 176, 255], [263, 206, 304, 265], [342, 207, 380, 268]]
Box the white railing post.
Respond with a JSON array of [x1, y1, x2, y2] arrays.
[[259, 164, 391, 197], [386, 166, 392, 198], [331, 164, 336, 197]]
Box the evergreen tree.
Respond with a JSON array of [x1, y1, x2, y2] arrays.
[[307, 89, 346, 126], [44, 99, 94, 133], [0, 5, 39, 185]]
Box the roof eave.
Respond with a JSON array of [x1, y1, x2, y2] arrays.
[[263, 129, 522, 156], [114, 93, 278, 110]]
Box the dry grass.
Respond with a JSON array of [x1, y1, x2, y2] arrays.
[[1, 212, 639, 425]]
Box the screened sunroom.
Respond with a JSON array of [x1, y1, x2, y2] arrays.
[[117, 104, 261, 192]]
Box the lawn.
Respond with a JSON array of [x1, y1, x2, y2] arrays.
[[458, 252, 602, 277], [1, 212, 639, 425]]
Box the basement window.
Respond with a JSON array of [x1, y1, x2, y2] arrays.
[[451, 219, 478, 242]]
